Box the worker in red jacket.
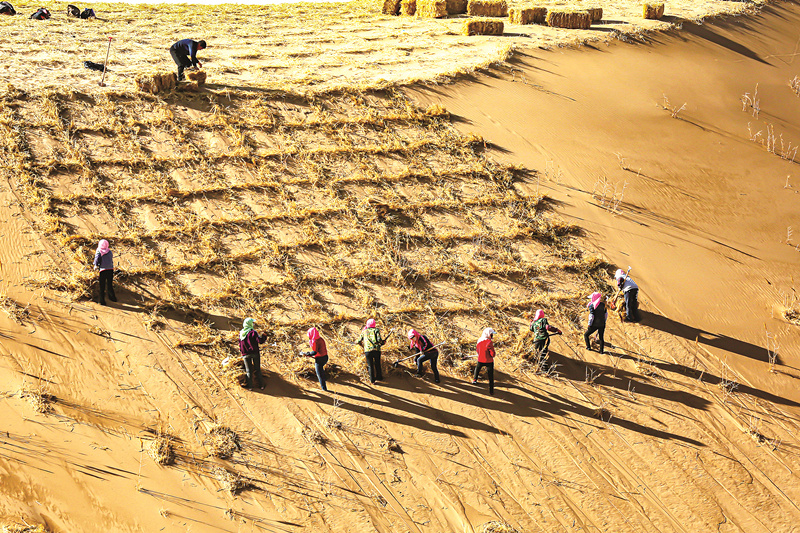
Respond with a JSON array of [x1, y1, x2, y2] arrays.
[[300, 327, 329, 392], [472, 328, 496, 395]]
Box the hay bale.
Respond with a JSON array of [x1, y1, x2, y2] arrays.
[[187, 70, 207, 86], [416, 0, 446, 17], [400, 0, 416, 14], [463, 18, 504, 35], [134, 71, 176, 94], [508, 7, 546, 24], [383, 0, 401, 14], [467, 0, 508, 17], [586, 7, 602, 22], [446, 0, 467, 14], [643, 2, 664, 19], [546, 9, 590, 29]]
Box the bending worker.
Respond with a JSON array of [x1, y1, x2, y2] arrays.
[[408, 329, 440, 383], [584, 292, 607, 354], [300, 327, 329, 392], [473, 328, 497, 395], [170, 38, 206, 81], [615, 268, 641, 322], [357, 319, 386, 384], [239, 318, 267, 390], [529, 309, 561, 368]]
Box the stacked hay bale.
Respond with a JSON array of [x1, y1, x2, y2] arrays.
[[446, 0, 468, 14], [508, 6, 546, 24], [463, 18, 504, 34], [546, 9, 590, 29], [467, 0, 508, 17], [416, 0, 447, 17], [135, 71, 177, 94], [643, 2, 664, 19], [383, 0, 401, 14], [401, 0, 416, 14], [586, 7, 602, 22]]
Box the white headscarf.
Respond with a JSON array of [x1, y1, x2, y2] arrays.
[[615, 268, 626, 280], [478, 328, 495, 343]]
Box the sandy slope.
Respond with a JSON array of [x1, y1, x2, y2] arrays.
[[3, 3, 800, 533]]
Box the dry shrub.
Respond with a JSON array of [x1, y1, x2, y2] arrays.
[[214, 466, 248, 495], [301, 425, 327, 445], [467, 0, 508, 17], [19, 389, 52, 414], [148, 434, 175, 466], [416, 0, 447, 17], [643, 2, 664, 19], [134, 71, 176, 94], [322, 416, 343, 430], [463, 19, 504, 35], [481, 522, 520, 533], [446, 0, 467, 14], [287, 357, 341, 382], [0, 295, 31, 324], [380, 437, 403, 453], [3, 524, 49, 533], [187, 71, 207, 86], [206, 425, 240, 458], [222, 358, 247, 388], [546, 10, 591, 29], [383, 0, 402, 15], [784, 308, 800, 325], [586, 7, 603, 22], [508, 7, 546, 24], [401, 0, 416, 15]]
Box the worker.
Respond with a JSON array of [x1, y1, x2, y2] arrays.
[[529, 309, 561, 368], [239, 318, 266, 390], [92, 239, 116, 305], [29, 7, 49, 19], [584, 292, 607, 354], [615, 269, 640, 322], [0, 2, 16, 15], [473, 328, 496, 395], [407, 329, 440, 383], [169, 38, 206, 82], [299, 327, 329, 392], [357, 319, 386, 384]]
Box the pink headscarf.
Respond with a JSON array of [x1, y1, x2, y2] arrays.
[[589, 292, 603, 309], [407, 329, 421, 350], [533, 310, 545, 321], [97, 239, 110, 255], [363, 318, 376, 330], [307, 327, 320, 348]]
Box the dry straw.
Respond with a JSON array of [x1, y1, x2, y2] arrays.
[[187, 71, 207, 86], [134, 71, 177, 94], [416, 0, 447, 17], [148, 434, 175, 465], [463, 19, 504, 35], [213, 467, 248, 495], [643, 2, 664, 19], [446, 0, 468, 14], [206, 425, 240, 458], [383, 0, 402, 15], [586, 7, 603, 22], [401, 0, 417, 15], [546, 10, 591, 29], [467, 0, 508, 17], [481, 522, 520, 533], [2, 524, 49, 533], [508, 7, 546, 24]]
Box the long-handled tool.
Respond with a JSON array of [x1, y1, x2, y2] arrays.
[[99, 36, 112, 87], [392, 342, 446, 368]]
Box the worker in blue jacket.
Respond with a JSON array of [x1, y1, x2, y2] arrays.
[[169, 39, 206, 81]]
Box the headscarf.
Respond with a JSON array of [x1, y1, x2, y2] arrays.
[[239, 318, 255, 340], [407, 329, 421, 350], [533, 310, 545, 321], [615, 269, 626, 280], [307, 327, 320, 348], [97, 239, 110, 255], [589, 292, 603, 309], [363, 318, 376, 330], [478, 328, 495, 344]]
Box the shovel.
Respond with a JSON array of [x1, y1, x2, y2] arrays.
[[99, 36, 111, 87], [392, 342, 446, 368]]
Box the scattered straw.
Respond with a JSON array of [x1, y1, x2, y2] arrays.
[[643, 2, 664, 19], [322, 415, 344, 430], [148, 434, 175, 466], [288, 358, 341, 382], [0, 295, 31, 324], [463, 19, 505, 35], [454, 358, 478, 379], [467, 0, 508, 17], [187, 71, 207, 86], [481, 521, 520, 533], [508, 7, 546, 24], [206, 425, 240, 458], [19, 389, 52, 414], [3, 524, 49, 533], [302, 426, 328, 445]]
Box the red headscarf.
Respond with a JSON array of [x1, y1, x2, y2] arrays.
[[407, 329, 421, 351], [307, 327, 320, 348], [363, 318, 376, 330]]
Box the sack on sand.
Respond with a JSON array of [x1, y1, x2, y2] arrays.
[[1, 1, 17, 15], [30, 7, 50, 19], [67, 4, 79, 16], [84, 60, 105, 72], [80, 8, 95, 18]]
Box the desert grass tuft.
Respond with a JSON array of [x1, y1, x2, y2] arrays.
[[0, 295, 31, 324], [148, 433, 175, 466], [546, 10, 591, 29], [206, 425, 240, 458], [416, 0, 447, 17], [481, 521, 520, 533], [380, 437, 403, 453], [643, 2, 664, 19], [214, 466, 249, 495], [19, 388, 52, 414], [508, 7, 546, 24], [463, 19, 504, 36], [302, 425, 327, 445], [467, 0, 508, 17]]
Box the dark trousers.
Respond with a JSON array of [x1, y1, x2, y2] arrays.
[[584, 324, 605, 354], [365, 350, 382, 383], [533, 337, 550, 358], [416, 351, 440, 382], [98, 269, 115, 304], [625, 289, 640, 321], [169, 46, 192, 80], [473, 362, 494, 394], [314, 355, 328, 391], [243, 352, 263, 389]]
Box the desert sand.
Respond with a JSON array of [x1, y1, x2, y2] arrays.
[[2, 0, 800, 532]]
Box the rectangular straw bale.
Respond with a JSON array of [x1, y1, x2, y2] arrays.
[[383, 0, 401, 15], [508, 7, 546, 24], [586, 7, 602, 22], [135, 71, 176, 94], [401, 0, 416, 15], [467, 0, 508, 17], [462, 18, 504, 35], [546, 9, 590, 29], [416, 0, 447, 17], [446, 0, 467, 14], [643, 2, 664, 19]]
